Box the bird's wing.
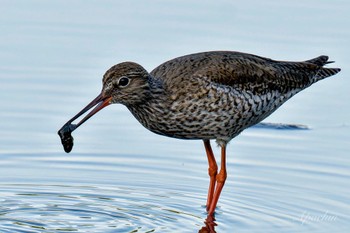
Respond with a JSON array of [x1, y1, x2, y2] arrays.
[[193, 59, 319, 95], [151, 51, 337, 95]]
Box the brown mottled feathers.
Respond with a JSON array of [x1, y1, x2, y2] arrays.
[[151, 51, 340, 95], [97, 50, 340, 144]]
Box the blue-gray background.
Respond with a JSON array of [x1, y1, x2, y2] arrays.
[[1, 1, 349, 232]]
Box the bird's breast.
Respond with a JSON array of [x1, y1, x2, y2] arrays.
[[126, 83, 295, 142]]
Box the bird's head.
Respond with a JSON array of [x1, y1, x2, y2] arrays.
[[57, 62, 151, 152], [75, 62, 151, 124], [102, 62, 151, 105]]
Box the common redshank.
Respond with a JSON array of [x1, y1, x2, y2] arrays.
[[58, 51, 340, 216]]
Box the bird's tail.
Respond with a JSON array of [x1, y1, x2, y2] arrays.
[[305, 55, 341, 82]]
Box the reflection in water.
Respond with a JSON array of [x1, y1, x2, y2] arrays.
[[254, 122, 309, 130], [199, 215, 218, 233], [0, 0, 349, 232], [1, 126, 350, 233]]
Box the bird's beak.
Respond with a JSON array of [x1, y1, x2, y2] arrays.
[[63, 93, 112, 131], [58, 93, 112, 153]]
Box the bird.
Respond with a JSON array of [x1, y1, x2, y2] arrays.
[[58, 51, 340, 216]]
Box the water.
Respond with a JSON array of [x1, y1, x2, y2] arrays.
[[1, 0, 349, 232]]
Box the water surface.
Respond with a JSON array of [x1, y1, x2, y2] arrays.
[[1, 1, 349, 232]]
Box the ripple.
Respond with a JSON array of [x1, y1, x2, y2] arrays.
[[1, 131, 349, 233], [0, 184, 205, 232]]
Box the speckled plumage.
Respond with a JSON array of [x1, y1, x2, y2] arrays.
[[102, 51, 340, 145], [59, 50, 340, 217]]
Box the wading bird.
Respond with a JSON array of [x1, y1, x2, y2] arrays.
[[58, 51, 340, 216]]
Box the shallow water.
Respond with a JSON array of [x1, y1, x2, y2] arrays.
[[1, 0, 349, 232]]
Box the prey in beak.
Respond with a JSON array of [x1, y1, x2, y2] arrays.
[[58, 93, 112, 153]]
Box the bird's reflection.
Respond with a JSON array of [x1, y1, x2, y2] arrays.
[[199, 215, 217, 233]]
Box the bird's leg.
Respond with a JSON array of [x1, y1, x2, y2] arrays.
[[208, 144, 227, 216], [203, 140, 218, 211]]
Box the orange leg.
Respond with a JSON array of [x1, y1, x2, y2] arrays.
[[203, 140, 218, 210], [207, 144, 227, 216]]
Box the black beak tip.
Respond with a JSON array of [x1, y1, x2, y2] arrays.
[[58, 124, 75, 153]]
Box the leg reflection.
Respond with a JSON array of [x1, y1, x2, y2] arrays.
[[198, 215, 217, 233]]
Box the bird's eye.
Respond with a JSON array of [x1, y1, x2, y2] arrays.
[[118, 77, 130, 87]]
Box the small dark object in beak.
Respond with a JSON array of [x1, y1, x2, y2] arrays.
[[57, 93, 112, 153], [58, 124, 76, 153]]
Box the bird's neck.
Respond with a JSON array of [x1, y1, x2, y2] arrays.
[[148, 75, 164, 94], [125, 75, 166, 130], [124, 74, 164, 107]]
